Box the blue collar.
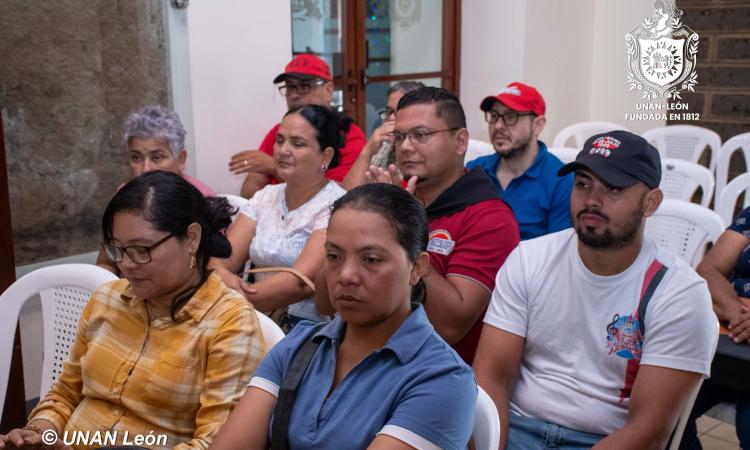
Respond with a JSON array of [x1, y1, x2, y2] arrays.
[[314, 303, 434, 364]]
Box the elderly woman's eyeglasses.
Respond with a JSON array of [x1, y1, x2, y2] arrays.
[[484, 110, 534, 126], [101, 234, 174, 264], [278, 79, 326, 96], [378, 108, 396, 121], [388, 128, 460, 146]]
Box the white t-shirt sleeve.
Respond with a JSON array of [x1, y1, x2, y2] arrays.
[[484, 245, 529, 338], [640, 271, 718, 377], [240, 187, 263, 221]]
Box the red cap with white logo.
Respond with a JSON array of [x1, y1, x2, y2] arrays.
[[480, 82, 546, 117]]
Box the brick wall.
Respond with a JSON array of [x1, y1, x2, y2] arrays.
[[673, 0, 750, 143]]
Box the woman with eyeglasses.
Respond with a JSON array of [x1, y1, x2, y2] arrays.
[[211, 104, 347, 329], [96, 105, 215, 275], [0, 171, 264, 450], [210, 184, 476, 450], [342, 81, 425, 190]]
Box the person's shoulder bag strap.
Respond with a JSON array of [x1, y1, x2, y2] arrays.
[[270, 323, 326, 450], [620, 259, 668, 401]]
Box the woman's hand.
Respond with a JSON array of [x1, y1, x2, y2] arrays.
[[0, 427, 71, 450]]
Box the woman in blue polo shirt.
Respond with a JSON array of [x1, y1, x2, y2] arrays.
[[211, 183, 477, 450]]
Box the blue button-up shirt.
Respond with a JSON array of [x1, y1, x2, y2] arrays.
[[250, 304, 476, 450], [466, 141, 573, 240]]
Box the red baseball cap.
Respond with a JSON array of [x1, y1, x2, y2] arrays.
[[480, 82, 546, 117], [273, 54, 332, 83]]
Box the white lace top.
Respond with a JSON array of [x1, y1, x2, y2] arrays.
[[240, 181, 346, 321]]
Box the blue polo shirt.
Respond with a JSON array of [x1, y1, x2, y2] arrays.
[[250, 304, 476, 450], [466, 141, 573, 240]]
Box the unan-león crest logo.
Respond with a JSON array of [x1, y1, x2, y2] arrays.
[[626, 0, 699, 100]]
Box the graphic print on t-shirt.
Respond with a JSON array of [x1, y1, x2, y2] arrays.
[[605, 312, 642, 360]]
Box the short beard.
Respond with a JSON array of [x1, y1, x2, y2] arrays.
[[496, 135, 531, 160], [575, 200, 645, 250]]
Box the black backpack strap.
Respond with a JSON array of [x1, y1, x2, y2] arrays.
[[637, 260, 668, 339], [270, 323, 326, 450]]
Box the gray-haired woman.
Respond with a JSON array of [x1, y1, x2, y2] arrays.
[[123, 105, 215, 196], [97, 106, 216, 274]]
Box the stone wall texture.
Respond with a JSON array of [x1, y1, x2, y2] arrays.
[[0, 1, 169, 265], [672, 1, 750, 148]]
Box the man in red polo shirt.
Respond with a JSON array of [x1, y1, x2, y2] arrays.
[[228, 54, 366, 198], [366, 87, 520, 364]]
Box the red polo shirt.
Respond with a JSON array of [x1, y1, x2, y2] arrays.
[[426, 168, 520, 364], [259, 122, 366, 183]]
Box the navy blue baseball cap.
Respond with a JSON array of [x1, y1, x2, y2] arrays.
[[557, 130, 661, 189]]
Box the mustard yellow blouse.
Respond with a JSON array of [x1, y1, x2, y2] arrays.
[[29, 272, 265, 449]]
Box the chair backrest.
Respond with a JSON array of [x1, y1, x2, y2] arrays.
[[644, 200, 725, 267], [255, 310, 285, 350], [0, 264, 118, 415], [473, 386, 501, 450], [547, 146, 580, 164], [552, 121, 629, 148], [660, 158, 715, 207], [464, 139, 495, 165], [715, 132, 750, 208], [667, 319, 719, 450], [642, 125, 721, 171], [717, 172, 750, 227]]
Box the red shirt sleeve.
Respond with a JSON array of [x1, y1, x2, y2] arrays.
[[446, 200, 520, 291], [325, 123, 366, 182], [258, 123, 280, 156]]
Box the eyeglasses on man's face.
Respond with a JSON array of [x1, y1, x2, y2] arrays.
[[388, 127, 461, 146], [484, 110, 534, 126], [378, 107, 396, 121], [101, 233, 174, 264], [278, 79, 326, 96]]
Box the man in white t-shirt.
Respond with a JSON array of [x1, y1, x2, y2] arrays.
[[473, 130, 719, 449]]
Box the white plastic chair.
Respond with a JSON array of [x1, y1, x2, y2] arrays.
[[717, 172, 750, 226], [255, 310, 285, 350], [660, 158, 715, 208], [645, 200, 725, 267], [464, 138, 495, 165], [552, 121, 629, 149], [643, 125, 721, 172], [0, 264, 118, 416], [548, 147, 580, 164], [473, 386, 501, 450], [667, 319, 720, 450], [715, 132, 750, 207]]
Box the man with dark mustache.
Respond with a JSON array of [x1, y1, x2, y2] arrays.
[[473, 130, 718, 449], [467, 82, 572, 240]]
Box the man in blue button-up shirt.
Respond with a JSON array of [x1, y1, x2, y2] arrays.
[[466, 82, 572, 240]]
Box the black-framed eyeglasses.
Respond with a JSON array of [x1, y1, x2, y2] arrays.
[[278, 79, 326, 96], [101, 234, 174, 264], [388, 127, 461, 146], [378, 108, 396, 121], [484, 110, 534, 126]]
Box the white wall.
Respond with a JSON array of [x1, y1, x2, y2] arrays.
[[590, 0, 667, 136], [185, 0, 292, 195], [460, 0, 666, 146], [460, 0, 527, 143]]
